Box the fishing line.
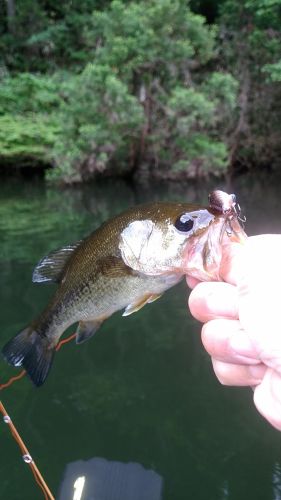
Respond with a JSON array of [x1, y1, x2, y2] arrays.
[[0, 332, 76, 499], [0, 332, 76, 391], [0, 369, 26, 390]]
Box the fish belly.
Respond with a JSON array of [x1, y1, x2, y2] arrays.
[[38, 271, 182, 344], [63, 272, 182, 325]]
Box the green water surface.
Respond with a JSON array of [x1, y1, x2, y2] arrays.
[[1, 176, 281, 500]]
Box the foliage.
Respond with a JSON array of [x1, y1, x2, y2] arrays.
[[0, 73, 60, 163], [0, 73, 61, 113], [0, 0, 280, 180], [49, 64, 144, 182], [0, 0, 110, 71], [218, 0, 281, 168], [263, 60, 281, 82], [49, 0, 237, 181], [0, 114, 58, 160]]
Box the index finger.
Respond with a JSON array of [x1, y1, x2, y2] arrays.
[[188, 281, 238, 322]]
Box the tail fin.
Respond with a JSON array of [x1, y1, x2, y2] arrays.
[[2, 327, 55, 387]]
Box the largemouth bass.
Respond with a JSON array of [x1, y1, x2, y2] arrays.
[[2, 190, 246, 386]]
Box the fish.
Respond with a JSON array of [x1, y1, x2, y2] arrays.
[[2, 190, 246, 387]]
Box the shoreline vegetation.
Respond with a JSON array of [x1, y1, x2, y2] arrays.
[[1, 0, 280, 184]]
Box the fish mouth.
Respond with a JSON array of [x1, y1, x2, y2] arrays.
[[183, 212, 246, 282], [220, 213, 247, 245], [228, 226, 247, 245], [211, 190, 247, 246]]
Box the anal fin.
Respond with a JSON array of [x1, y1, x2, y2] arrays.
[[122, 293, 163, 317], [75, 319, 104, 344]]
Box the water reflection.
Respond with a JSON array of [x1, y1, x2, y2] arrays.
[[73, 476, 85, 500], [273, 462, 281, 500], [58, 457, 163, 500], [1, 174, 281, 500], [2, 172, 281, 264]]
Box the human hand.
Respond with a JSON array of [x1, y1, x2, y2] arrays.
[[188, 235, 281, 430]]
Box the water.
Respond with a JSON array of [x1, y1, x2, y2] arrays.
[[1, 175, 281, 500]]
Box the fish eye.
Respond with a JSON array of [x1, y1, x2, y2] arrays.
[[175, 214, 194, 233]]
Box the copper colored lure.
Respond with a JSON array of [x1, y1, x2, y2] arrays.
[[209, 189, 246, 231], [208, 190, 237, 214]]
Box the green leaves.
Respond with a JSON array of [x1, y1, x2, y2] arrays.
[[0, 114, 58, 158], [168, 88, 216, 125], [202, 73, 238, 110], [50, 0, 237, 180], [50, 63, 144, 181], [165, 87, 228, 174], [263, 60, 281, 82], [0, 0, 239, 181], [0, 74, 60, 162], [0, 73, 60, 114], [90, 0, 215, 81], [218, 0, 281, 168]]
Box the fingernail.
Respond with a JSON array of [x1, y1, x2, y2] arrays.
[[229, 330, 255, 358]]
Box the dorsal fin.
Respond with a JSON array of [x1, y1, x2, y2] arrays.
[[32, 240, 82, 284]]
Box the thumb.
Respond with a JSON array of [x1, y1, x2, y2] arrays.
[[237, 235, 281, 373]]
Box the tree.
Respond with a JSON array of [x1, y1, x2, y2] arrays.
[[0, 73, 60, 165], [5, 0, 16, 34], [218, 0, 281, 170], [51, 0, 237, 182]]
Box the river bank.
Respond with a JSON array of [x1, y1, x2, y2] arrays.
[[1, 1, 280, 184]]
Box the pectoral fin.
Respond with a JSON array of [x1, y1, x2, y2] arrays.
[[122, 293, 163, 317], [75, 319, 104, 344], [147, 293, 163, 304]]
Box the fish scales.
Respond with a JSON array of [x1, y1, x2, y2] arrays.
[[34, 202, 197, 336], [2, 196, 246, 386]]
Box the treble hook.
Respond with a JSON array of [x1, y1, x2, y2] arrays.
[[233, 202, 246, 226]]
